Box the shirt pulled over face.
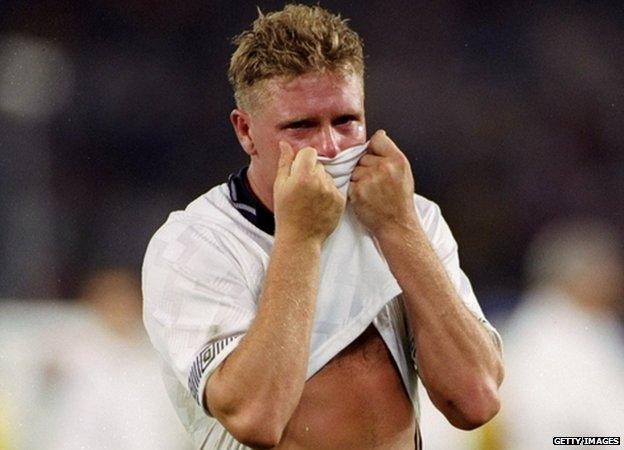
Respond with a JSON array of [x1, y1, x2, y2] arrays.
[[317, 141, 369, 193]]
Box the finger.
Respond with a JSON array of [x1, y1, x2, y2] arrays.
[[347, 182, 357, 202], [367, 129, 398, 157], [276, 141, 295, 181], [357, 154, 383, 167], [350, 165, 368, 182], [291, 146, 317, 175]]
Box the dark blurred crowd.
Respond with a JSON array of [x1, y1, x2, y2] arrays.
[[1, 0, 623, 313]]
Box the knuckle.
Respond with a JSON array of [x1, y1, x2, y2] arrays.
[[379, 161, 393, 174]]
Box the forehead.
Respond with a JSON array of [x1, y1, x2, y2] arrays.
[[256, 71, 364, 119]]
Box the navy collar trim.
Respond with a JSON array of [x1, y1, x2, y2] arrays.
[[227, 167, 275, 236]]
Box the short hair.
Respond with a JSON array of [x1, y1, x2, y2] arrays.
[[228, 4, 364, 110]]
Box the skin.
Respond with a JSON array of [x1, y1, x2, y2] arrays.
[[206, 70, 504, 448], [231, 71, 366, 210]]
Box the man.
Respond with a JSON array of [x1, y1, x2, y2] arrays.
[[500, 219, 624, 450], [142, 4, 503, 449]]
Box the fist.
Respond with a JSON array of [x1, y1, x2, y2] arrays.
[[348, 130, 417, 236], [274, 142, 345, 243]]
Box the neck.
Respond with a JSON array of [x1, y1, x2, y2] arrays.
[[246, 162, 275, 212]]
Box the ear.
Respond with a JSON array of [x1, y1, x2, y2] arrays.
[[230, 109, 257, 156]]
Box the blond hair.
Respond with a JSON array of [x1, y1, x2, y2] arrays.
[[228, 4, 364, 110]]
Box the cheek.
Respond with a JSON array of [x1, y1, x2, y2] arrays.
[[275, 129, 312, 152], [259, 147, 282, 176], [251, 128, 280, 161], [288, 136, 313, 151], [248, 117, 279, 152], [253, 146, 281, 186], [338, 123, 367, 148]]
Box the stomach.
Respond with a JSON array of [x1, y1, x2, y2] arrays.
[[274, 324, 416, 450]]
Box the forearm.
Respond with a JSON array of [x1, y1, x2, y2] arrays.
[[376, 218, 503, 428], [206, 233, 321, 442]]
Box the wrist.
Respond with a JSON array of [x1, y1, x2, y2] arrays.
[[274, 227, 324, 252], [374, 213, 424, 244]]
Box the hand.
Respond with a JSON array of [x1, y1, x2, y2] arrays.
[[274, 142, 346, 243], [348, 130, 418, 236]]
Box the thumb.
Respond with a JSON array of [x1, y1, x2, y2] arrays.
[[276, 141, 295, 182], [369, 129, 387, 147], [368, 129, 395, 156]]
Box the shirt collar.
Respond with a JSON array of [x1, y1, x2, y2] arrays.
[[227, 166, 275, 235]]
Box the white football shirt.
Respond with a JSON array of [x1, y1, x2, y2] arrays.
[[142, 181, 500, 449]]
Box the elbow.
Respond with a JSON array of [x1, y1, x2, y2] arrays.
[[448, 378, 502, 430], [224, 410, 284, 448], [207, 392, 285, 448], [451, 395, 501, 431]]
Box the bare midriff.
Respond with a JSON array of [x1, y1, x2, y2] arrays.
[[275, 324, 416, 449]]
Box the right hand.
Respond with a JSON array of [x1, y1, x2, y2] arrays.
[[273, 141, 345, 243]]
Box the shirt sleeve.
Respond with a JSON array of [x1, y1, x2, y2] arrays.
[[414, 195, 503, 352], [141, 217, 257, 415]]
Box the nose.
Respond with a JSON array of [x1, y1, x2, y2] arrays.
[[316, 127, 339, 158]]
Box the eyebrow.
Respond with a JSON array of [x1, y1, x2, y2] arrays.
[[277, 112, 362, 129]]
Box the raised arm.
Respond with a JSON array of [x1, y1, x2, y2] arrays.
[[348, 130, 504, 430], [205, 144, 345, 447]]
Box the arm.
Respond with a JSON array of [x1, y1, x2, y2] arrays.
[[348, 130, 503, 430], [376, 218, 503, 429], [205, 144, 345, 447]]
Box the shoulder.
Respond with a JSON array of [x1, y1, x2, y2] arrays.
[[413, 193, 458, 259], [413, 193, 443, 227], [413, 193, 453, 238], [142, 184, 259, 324], [142, 182, 270, 290], [147, 184, 240, 247], [143, 184, 243, 271]]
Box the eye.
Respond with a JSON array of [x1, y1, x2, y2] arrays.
[[287, 120, 314, 129], [333, 115, 358, 126]]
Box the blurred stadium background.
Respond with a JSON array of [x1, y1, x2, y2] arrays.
[[0, 1, 622, 449]]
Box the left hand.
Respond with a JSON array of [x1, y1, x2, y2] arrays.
[[348, 130, 418, 236]]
